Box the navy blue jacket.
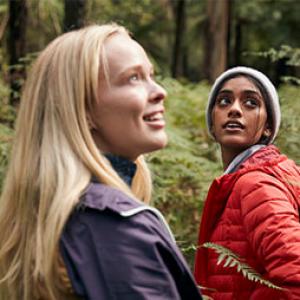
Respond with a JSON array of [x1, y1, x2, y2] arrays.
[[60, 180, 202, 299]]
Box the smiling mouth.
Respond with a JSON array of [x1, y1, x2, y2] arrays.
[[143, 111, 165, 129], [143, 112, 164, 122]]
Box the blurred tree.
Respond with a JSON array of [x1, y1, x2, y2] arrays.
[[7, 0, 28, 106], [0, 9, 8, 42], [228, 0, 300, 84], [88, 0, 173, 75], [204, 0, 230, 82], [171, 0, 187, 78], [64, 0, 87, 32], [26, 0, 63, 51], [1, 0, 299, 89], [0, 3, 8, 74]]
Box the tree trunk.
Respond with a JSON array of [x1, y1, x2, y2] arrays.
[[171, 0, 186, 78], [204, 0, 230, 82], [226, 0, 233, 67], [64, 0, 87, 32], [0, 12, 9, 42], [233, 18, 242, 66], [8, 0, 28, 106], [230, 0, 243, 68]]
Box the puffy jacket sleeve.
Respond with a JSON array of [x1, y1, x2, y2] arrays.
[[60, 207, 202, 300], [236, 171, 300, 299]]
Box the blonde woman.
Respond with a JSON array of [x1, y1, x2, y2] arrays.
[[0, 24, 202, 300]]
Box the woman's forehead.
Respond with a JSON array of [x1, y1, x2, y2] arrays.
[[219, 76, 263, 95], [102, 33, 152, 78]]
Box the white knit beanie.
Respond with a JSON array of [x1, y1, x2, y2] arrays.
[[206, 66, 281, 144]]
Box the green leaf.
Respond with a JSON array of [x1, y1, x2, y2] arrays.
[[202, 242, 283, 291]]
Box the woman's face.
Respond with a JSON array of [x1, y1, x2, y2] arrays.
[[211, 76, 269, 160], [90, 33, 167, 160]]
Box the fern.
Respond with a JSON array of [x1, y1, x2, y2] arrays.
[[202, 242, 283, 291]]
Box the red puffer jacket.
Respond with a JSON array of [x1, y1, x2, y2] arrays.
[[194, 145, 300, 300]]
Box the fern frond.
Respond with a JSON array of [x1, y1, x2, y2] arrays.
[[180, 244, 198, 253], [202, 242, 283, 291]]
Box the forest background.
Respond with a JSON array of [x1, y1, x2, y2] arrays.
[[0, 0, 300, 267]]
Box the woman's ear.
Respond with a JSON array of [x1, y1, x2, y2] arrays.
[[263, 123, 272, 138], [263, 128, 271, 137]]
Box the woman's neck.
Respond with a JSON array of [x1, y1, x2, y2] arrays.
[[221, 147, 243, 170], [222, 144, 266, 174]]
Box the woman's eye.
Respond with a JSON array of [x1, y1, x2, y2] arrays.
[[129, 74, 139, 82], [245, 98, 259, 108], [217, 97, 231, 106]]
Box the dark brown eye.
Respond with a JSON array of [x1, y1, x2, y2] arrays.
[[216, 97, 231, 107], [244, 98, 259, 108]]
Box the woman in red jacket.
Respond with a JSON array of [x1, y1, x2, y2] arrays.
[[194, 66, 300, 299]]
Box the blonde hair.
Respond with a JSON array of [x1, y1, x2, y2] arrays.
[[0, 24, 152, 300]]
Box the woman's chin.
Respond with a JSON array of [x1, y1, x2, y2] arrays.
[[147, 134, 168, 153]]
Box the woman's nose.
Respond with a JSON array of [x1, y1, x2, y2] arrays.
[[149, 81, 167, 103], [228, 100, 242, 117]]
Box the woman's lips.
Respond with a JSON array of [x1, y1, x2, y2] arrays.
[[223, 121, 244, 130], [143, 111, 165, 129], [221, 121, 245, 134]]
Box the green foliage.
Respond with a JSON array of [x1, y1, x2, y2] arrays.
[[241, 0, 300, 48], [275, 84, 300, 163], [0, 70, 13, 188], [26, 0, 64, 50], [230, 0, 300, 70], [2, 0, 300, 81], [246, 45, 300, 85], [0, 54, 15, 125], [0, 33, 14, 188], [88, 0, 173, 75], [248, 45, 300, 66], [247, 45, 300, 76], [0, 123, 13, 189], [202, 242, 283, 291]]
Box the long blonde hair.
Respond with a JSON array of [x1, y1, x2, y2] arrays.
[[0, 24, 152, 300]]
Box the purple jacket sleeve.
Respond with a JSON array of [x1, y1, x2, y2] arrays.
[[60, 206, 202, 300]]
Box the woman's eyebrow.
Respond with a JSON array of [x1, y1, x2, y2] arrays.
[[243, 89, 261, 94], [218, 89, 233, 94], [117, 65, 143, 77], [118, 63, 154, 78], [218, 89, 262, 95], [242, 90, 263, 98]]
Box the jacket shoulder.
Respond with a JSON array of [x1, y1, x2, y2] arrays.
[[80, 182, 141, 215], [235, 154, 300, 196], [78, 182, 175, 241], [234, 169, 287, 199]]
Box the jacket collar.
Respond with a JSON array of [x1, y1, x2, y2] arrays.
[[91, 154, 137, 186], [224, 144, 266, 174]]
